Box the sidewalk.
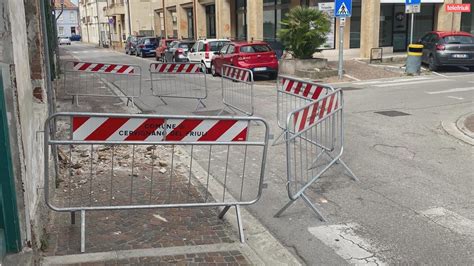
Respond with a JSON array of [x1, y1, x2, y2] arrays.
[[40, 49, 300, 265]]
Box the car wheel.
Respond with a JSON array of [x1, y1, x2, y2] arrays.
[[428, 55, 438, 71], [211, 63, 218, 77], [469, 66, 474, 72]]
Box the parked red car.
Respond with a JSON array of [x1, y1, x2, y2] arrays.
[[210, 41, 279, 79], [155, 38, 176, 61]]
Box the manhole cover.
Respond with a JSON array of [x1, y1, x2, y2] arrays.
[[375, 110, 411, 117], [192, 109, 232, 116]]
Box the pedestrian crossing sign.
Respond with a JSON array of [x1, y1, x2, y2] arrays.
[[334, 0, 352, 17]]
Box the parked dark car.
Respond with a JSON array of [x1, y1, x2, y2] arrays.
[[155, 38, 176, 61], [210, 41, 279, 79], [69, 34, 81, 41], [136, 37, 158, 58], [418, 31, 474, 71], [164, 40, 196, 62], [125, 35, 144, 55]]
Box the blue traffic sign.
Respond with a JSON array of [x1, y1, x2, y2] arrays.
[[334, 0, 352, 17], [406, 0, 421, 5]]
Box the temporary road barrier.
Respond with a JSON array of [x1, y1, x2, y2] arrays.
[[273, 75, 335, 145], [64, 61, 142, 106], [274, 89, 358, 221], [219, 65, 254, 116], [44, 112, 269, 252], [149, 62, 207, 110]]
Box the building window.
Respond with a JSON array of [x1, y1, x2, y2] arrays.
[[379, 4, 394, 47], [461, 0, 474, 34], [172, 11, 177, 38], [70, 12, 76, 22], [349, 1, 361, 48], [236, 0, 247, 40], [71, 27, 76, 34], [186, 8, 194, 39], [206, 5, 216, 38], [58, 26, 64, 36], [58, 13, 64, 22], [263, 0, 290, 41]]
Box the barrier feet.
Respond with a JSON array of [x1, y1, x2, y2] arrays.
[[301, 193, 327, 222], [274, 199, 296, 218], [194, 99, 207, 111], [218, 205, 231, 219], [235, 205, 245, 243], [271, 131, 286, 146], [80, 210, 86, 253], [275, 194, 327, 222], [337, 158, 359, 182], [218, 205, 245, 243]]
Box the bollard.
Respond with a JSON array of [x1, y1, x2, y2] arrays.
[[406, 44, 423, 75]]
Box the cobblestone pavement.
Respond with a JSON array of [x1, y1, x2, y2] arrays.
[[67, 251, 250, 265]]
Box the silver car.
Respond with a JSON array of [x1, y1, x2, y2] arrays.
[[419, 31, 474, 71]]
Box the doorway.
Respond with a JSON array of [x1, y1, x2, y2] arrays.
[[380, 4, 435, 52]]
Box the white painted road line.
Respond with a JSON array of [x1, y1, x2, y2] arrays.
[[374, 79, 448, 87], [426, 87, 474, 95], [308, 223, 386, 265], [421, 207, 474, 238], [353, 77, 430, 85], [447, 96, 464, 100]]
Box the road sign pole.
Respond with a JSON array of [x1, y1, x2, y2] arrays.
[[338, 18, 344, 80], [410, 13, 414, 44]]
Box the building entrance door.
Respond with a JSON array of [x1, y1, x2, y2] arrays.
[[393, 5, 408, 52]]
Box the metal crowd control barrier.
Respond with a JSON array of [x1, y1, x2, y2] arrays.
[[44, 112, 269, 252], [149, 62, 208, 110], [274, 89, 358, 221], [219, 65, 254, 116], [64, 61, 142, 106], [273, 75, 335, 145]]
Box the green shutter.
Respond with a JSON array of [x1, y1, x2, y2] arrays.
[[0, 72, 22, 253]]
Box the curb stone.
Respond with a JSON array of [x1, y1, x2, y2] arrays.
[[441, 113, 474, 146]]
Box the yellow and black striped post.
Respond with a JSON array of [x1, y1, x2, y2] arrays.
[[406, 44, 423, 75]]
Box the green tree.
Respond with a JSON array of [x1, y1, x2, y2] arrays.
[[278, 7, 331, 59]]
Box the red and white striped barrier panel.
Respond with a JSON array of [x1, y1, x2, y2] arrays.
[[72, 62, 135, 74], [281, 77, 327, 100], [72, 116, 248, 142], [223, 66, 251, 82], [292, 91, 339, 133], [150, 63, 202, 73]]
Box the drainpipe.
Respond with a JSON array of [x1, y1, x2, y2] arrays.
[[95, 0, 101, 46], [162, 0, 166, 37], [193, 0, 197, 39], [126, 0, 132, 36]]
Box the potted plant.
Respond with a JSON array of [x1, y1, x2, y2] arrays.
[[278, 6, 331, 76]]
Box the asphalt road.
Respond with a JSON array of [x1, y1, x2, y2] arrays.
[[61, 43, 474, 265]]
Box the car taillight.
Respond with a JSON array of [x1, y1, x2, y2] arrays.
[[205, 52, 209, 59], [176, 48, 184, 54], [138, 44, 144, 48], [436, 44, 445, 51]]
